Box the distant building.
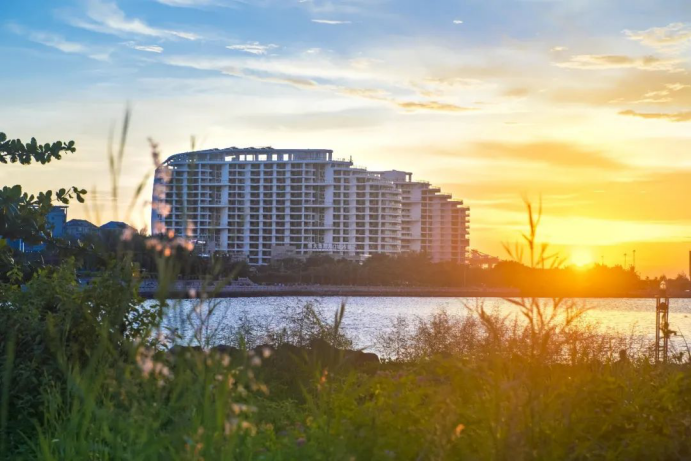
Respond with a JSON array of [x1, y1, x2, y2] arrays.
[[21, 206, 68, 252], [100, 221, 135, 232], [270, 244, 304, 262], [377, 171, 468, 263], [152, 148, 469, 265], [46, 206, 67, 239], [65, 219, 98, 239]]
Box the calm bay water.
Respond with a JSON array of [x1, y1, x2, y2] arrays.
[[154, 297, 692, 354]]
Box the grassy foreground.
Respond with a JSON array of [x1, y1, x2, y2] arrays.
[[29, 350, 692, 460], [1, 263, 689, 460]]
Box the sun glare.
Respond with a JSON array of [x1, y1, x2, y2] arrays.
[[570, 248, 593, 268]]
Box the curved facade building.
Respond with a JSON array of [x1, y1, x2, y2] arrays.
[[152, 148, 468, 265]]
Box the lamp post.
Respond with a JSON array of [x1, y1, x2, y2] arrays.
[[655, 280, 670, 363]]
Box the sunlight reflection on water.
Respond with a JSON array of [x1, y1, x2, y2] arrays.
[[155, 297, 691, 353]]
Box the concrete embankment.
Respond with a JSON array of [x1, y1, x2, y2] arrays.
[[137, 281, 690, 299], [140, 286, 521, 298]]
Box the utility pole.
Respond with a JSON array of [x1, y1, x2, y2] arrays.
[[655, 280, 670, 364], [623, 253, 627, 269], [632, 249, 636, 271]]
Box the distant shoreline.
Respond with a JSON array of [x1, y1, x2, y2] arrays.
[[137, 283, 691, 299]]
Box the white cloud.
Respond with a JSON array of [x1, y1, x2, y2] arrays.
[[665, 82, 690, 91], [453, 20, 463, 24], [154, 0, 228, 7], [160, 52, 479, 113], [125, 42, 164, 53], [67, 0, 199, 41], [311, 19, 351, 24], [8, 24, 110, 61], [27, 32, 88, 54], [623, 23, 691, 53], [618, 109, 690, 122], [423, 77, 486, 88], [550, 46, 568, 52], [349, 57, 381, 70], [226, 42, 279, 55], [556, 54, 682, 72]]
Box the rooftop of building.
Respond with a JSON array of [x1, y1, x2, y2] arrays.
[[100, 221, 134, 230], [66, 219, 98, 228], [161, 148, 338, 166]]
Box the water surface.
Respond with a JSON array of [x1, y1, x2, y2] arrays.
[[151, 296, 691, 354]]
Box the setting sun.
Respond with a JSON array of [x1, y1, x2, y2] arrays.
[[570, 248, 594, 268]]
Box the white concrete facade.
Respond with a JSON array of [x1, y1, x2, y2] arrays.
[[152, 148, 468, 265], [378, 170, 469, 263]]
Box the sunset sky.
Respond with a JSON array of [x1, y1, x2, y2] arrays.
[[1, 0, 690, 276]]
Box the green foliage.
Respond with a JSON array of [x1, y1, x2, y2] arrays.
[[0, 259, 160, 455], [0, 133, 75, 165], [0, 132, 86, 282], [34, 346, 267, 461], [0, 185, 86, 243], [272, 357, 690, 460]]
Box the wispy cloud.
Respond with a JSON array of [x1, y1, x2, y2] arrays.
[[311, 19, 351, 24], [154, 0, 231, 7], [67, 0, 199, 40], [556, 54, 682, 72], [395, 100, 476, 112], [160, 52, 479, 113], [627, 83, 689, 104], [124, 42, 164, 53], [453, 20, 463, 24], [550, 46, 568, 52], [503, 87, 530, 98], [618, 109, 691, 122], [423, 77, 486, 88], [25, 31, 88, 54], [226, 42, 278, 55], [8, 24, 110, 61], [220, 65, 318, 88], [623, 23, 691, 53], [665, 82, 690, 92], [336, 87, 475, 112]]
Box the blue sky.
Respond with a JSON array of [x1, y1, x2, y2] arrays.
[[1, 0, 690, 275]]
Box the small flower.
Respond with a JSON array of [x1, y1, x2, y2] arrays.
[[260, 347, 272, 358], [153, 221, 166, 234], [224, 419, 238, 435], [452, 423, 465, 440], [241, 421, 257, 436], [121, 227, 135, 242], [296, 437, 306, 447], [317, 368, 329, 391]]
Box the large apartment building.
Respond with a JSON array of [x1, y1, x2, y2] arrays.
[[152, 148, 469, 265]]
